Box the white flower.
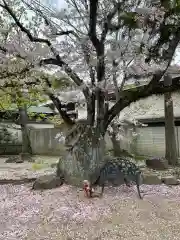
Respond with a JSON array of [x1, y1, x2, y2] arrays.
[[135, 8, 152, 15], [55, 132, 65, 143]]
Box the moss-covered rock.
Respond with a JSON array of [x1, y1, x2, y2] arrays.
[[161, 175, 179, 185], [146, 157, 168, 170], [32, 174, 63, 190], [5, 156, 23, 163], [142, 174, 161, 185]]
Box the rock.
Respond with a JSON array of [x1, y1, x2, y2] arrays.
[[161, 175, 179, 185], [6, 153, 34, 163], [90, 191, 102, 198], [146, 157, 168, 170], [142, 174, 161, 185], [51, 163, 57, 168], [32, 174, 63, 190], [19, 153, 34, 162], [0, 178, 37, 185], [5, 156, 23, 163], [56, 159, 66, 179]]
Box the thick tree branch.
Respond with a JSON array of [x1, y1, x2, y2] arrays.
[[40, 57, 92, 107], [1, 1, 51, 46], [1, 1, 91, 101], [23, 0, 77, 37], [41, 48, 95, 125], [101, 2, 122, 42], [88, 1, 106, 130], [46, 92, 75, 126], [40, 58, 59, 65], [105, 76, 180, 130], [0, 2, 85, 126], [44, 77, 74, 125], [40, 58, 84, 87], [0, 45, 7, 53], [54, 31, 74, 36], [107, 19, 180, 130], [88, 0, 101, 54], [88, 0, 105, 83]]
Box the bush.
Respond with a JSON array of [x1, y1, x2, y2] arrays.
[[32, 163, 44, 170]]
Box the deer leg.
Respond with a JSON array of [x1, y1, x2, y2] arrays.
[[124, 177, 131, 187], [100, 184, 105, 196], [136, 175, 143, 199]]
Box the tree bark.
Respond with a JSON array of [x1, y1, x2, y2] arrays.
[[108, 121, 122, 157], [57, 123, 105, 185], [109, 58, 122, 156], [18, 107, 32, 161], [111, 131, 122, 156], [164, 92, 178, 165]]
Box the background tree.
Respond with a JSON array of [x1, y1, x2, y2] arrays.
[[0, 53, 73, 160], [164, 74, 178, 165], [0, 66, 47, 160]]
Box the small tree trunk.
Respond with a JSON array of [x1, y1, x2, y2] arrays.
[[111, 133, 121, 156], [109, 61, 122, 156], [57, 124, 105, 186], [109, 123, 122, 156], [164, 92, 178, 165], [19, 107, 32, 161]]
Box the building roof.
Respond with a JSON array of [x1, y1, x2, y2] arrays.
[[0, 106, 55, 114], [126, 63, 180, 79], [120, 92, 180, 121], [39, 90, 85, 107], [38, 65, 180, 120], [28, 106, 54, 114]]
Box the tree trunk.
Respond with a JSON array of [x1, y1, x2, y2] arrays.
[[111, 133, 121, 156], [107, 118, 122, 157], [108, 15, 123, 157], [164, 92, 178, 165], [110, 130, 133, 158], [19, 107, 32, 161], [57, 123, 105, 186], [110, 62, 122, 156]]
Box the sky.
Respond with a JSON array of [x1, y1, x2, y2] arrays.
[[44, 0, 66, 9], [40, 0, 180, 68], [46, 0, 180, 66]]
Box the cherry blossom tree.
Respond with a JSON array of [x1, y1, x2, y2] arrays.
[[1, 0, 180, 183]]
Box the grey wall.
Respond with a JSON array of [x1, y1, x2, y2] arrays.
[[2, 125, 179, 157], [29, 128, 67, 156], [134, 126, 180, 157]]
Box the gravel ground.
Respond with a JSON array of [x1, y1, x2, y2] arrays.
[[0, 156, 57, 179], [1, 183, 180, 240], [1, 156, 180, 240]]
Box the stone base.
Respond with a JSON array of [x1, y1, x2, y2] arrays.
[[5, 156, 21, 163], [0, 178, 37, 185], [56, 156, 90, 187], [146, 157, 168, 170], [32, 174, 63, 190], [19, 153, 34, 162], [161, 175, 179, 185], [143, 174, 162, 185]]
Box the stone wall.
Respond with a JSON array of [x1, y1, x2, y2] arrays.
[[29, 128, 119, 156], [3, 125, 180, 157], [0, 126, 134, 156], [0, 144, 22, 155], [29, 128, 66, 156]]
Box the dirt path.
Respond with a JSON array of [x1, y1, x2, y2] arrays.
[[0, 155, 57, 180], [1, 183, 180, 240], [1, 156, 180, 239]]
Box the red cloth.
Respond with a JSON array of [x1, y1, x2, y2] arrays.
[[83, 184, 94, 197], [83, 183, 91, 197]]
